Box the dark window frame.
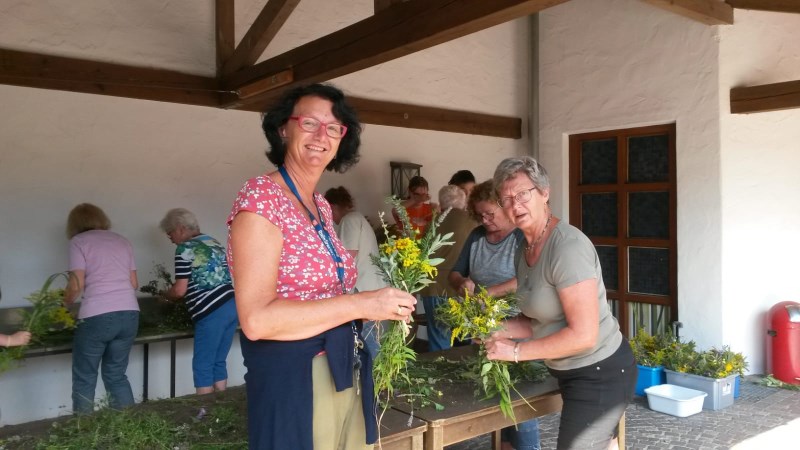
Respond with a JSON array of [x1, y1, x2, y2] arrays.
[[568, 123, 677, 336]]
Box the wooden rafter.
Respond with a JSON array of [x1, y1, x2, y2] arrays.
[[730, 80, 800, 114], [221, 0, 301, 76], [0, 48, 221, 107], [1, 0, 534, 139], [641, 0, 734, 25], [239, 96, 523, 138], [726, 0, 800, 14], [0, 48, 522, 138], [222, 0, 570, 110], [216, 0, 236, 72]]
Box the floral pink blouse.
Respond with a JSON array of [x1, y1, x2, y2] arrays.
[[227, 174, 356, 300]]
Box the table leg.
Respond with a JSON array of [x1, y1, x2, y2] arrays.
[[424, 423, 444, 450], [170, 339, 177, 398], [618, 412, 625, 449], [142, 343, 149, 402], [410, 433, 423, 450], [491, 430, 502, 449]]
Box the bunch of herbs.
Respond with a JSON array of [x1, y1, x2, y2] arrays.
[[139, 263, 193, 332], [370, 197, 453, 420], [436, 287, 525, 422], [0, 272, 76, 374]]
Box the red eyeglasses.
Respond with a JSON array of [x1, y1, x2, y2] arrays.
[[288, 116, 348, 139]]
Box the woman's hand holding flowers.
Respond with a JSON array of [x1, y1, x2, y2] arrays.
[[485, 336, 516, 362], [361, 287, 416, 322], [456, 278, 476, 296]]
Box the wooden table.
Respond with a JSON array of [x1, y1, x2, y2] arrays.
[[377, 407, 427, 450], [391, 346, 563, 450]]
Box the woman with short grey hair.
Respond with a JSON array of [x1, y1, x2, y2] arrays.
[[159, 208, 239, 396], [159, 208, 200, 234], [485, 156, 636, 450], [438, 185, 468, 211]]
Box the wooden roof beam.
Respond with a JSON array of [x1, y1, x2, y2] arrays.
[[0, 48, 520, 138], [641, 0, 734, 25], [731, 80, 800, 114], [726, 0, 800, 14], [0, 48, 222, 107], [222, 0, 570, 110], [216, 0, 235, 73], [241, 96, 523, 138], [221, 0, 301, 76], [352, 97, 523, 139]]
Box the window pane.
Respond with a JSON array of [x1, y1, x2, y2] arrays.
[[628, 247, 670, 296], [581, 193, 617, 237], [595, 245, 618, 291], [628, 302, 672, 336], [608, 299, 619, 320], [581, 138, 617, 184], [628, 134, 669, 182], [629, 192, 669, 239]]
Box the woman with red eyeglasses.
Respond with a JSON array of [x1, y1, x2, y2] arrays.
[[227, 83, 416, 450]]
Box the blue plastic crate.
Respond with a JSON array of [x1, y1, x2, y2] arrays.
[[636, 365, 666, 396]]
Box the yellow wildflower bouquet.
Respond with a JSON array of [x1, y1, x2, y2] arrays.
[[437, 287, 522, 422], [371, 197, 453, 412], [0, 272, 77, 374]]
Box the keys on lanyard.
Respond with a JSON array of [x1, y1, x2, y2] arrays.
[[353, 327, 364, 395]]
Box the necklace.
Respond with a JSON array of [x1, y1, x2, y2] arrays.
[[525, 213, 552, 252]]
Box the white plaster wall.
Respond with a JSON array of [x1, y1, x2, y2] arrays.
[[0, 0, 529, 424], [538, 0, 724, 347], [718, 10, 800, 374]]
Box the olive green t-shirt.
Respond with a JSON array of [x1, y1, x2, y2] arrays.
[[516, 221, 622, 370]]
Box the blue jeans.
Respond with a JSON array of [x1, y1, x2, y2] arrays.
[[72, 310, 139, 414], [193, 299, 239, 388], [421, 296, 452, 352], [501, 419, 542, 450]]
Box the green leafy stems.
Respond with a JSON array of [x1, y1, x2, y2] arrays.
[[0, 272, 78, 374], [632, 328, 748, 379], [139, 263, 174, 301], [436, 287, 527, 423], [370, 196, 453, 424]]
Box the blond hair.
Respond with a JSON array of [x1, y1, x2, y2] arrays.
[[66, 203, 111, 238]]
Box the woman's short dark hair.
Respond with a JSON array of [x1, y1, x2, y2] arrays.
[[261, 83, 362, 173], [323, 186, 355, 210], [407, 175, 429, 193], [448, 170, 476, 186]]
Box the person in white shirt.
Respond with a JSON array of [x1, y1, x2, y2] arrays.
[[324, 186, 389, 358]]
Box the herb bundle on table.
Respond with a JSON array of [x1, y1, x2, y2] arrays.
[[0, 272, 77, 374]]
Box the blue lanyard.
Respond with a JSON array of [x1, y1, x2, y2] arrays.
[[278, 166, 364, 372], [278, 166, 346, 294]]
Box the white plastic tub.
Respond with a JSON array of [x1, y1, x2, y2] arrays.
[[644, 383, 707, 417]]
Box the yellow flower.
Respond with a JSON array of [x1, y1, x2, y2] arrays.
[[420, 262, 437, 277]]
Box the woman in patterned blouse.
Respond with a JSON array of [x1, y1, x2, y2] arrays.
[[160, 208, 239, 396], [227, 83, 416, 450]]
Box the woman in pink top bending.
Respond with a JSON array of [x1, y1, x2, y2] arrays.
[[64, 203, 139, 415]]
